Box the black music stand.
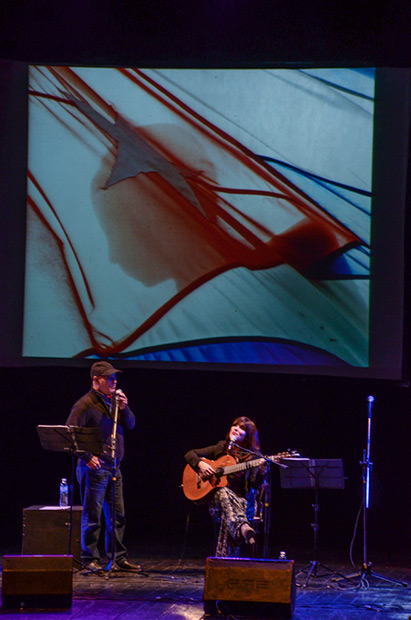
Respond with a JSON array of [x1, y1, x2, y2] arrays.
[[280, 458, 349, 587], [37, 425, 102, 565]]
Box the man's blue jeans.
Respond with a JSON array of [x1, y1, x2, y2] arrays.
[[76, 462, 127, 565]]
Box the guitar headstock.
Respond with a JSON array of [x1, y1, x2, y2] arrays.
[[269, 449, 301, 463]]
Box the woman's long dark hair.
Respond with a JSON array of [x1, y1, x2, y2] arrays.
[[226, 416, 261, 457]]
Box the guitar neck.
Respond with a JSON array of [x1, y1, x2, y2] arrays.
[[221, 456, 267, 476]]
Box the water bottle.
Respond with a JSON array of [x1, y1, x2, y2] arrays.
[[59, 478, 69, 507]]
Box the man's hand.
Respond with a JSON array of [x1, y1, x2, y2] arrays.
[[116, 389, 128, 410], [86, 455, 102, 470]]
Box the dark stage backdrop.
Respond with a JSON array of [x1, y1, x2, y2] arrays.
[[1, 366, 409, 564]]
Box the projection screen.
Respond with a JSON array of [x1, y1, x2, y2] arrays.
[[2, 64, 409, 378]]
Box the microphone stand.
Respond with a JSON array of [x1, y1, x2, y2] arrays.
[[229, 442, 288, 470], [105, 392, 120, 579], [339, 396, 407, 587]]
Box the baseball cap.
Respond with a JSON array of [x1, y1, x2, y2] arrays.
[[90, 361, 123, 378]]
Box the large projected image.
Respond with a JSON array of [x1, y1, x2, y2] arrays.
[[24, 67, 373, 367]]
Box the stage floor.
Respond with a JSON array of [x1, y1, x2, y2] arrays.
[[0, 545, 410, 619]]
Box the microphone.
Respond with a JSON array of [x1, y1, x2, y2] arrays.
[[367, 395, 375, 403], [228, 439, 234, 451], [113, 389, 123, 404]]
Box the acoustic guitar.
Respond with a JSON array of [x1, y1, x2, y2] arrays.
[[182, 451, 298, 502]]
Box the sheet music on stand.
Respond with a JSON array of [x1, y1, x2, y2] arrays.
[[279, 458, 345, 490], [37, 425, 103, 456]]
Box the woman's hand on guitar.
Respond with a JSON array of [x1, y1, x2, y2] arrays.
[[198, 460, 216, 480], [257, 457, 267, 472]]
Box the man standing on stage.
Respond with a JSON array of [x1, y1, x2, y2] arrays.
[[66, 361, 141, 572]]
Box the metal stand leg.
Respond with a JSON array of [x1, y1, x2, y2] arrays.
[[296, 489, 355, 587]]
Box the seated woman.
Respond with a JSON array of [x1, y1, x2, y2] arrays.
[[184, 416, 267, 557]]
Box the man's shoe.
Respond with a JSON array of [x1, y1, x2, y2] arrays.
[[83, 560, 104, 572], [116, 559, 142, 572]]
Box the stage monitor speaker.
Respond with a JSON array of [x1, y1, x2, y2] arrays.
[[2, 555, 73, 610], [203, 557, 296, 619]]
